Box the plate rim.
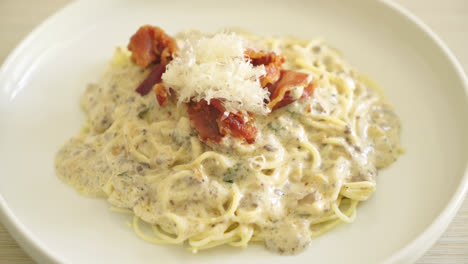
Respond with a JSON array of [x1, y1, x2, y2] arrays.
[[0, 1, 82, 262], [0, 0, 467, 263], [378, 0, 468, 262]]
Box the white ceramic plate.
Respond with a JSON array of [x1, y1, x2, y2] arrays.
[[1, 0, 467, 263]]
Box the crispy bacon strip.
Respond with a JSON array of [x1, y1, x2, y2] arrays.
[[153, 83, 168, 106], [135, 63, 166, 96], [245, 49, 285, 87], [302, 82, 315, 99], [130, 25, 177, 105], [187, 100, 223, 143], [128, 25, 177, 68], [267, 70, 315, 110], [187, 99, 258, 144], [211, 100, 258, 144]]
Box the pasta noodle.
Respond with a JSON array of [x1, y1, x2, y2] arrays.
[[55, 30, 402, 255]]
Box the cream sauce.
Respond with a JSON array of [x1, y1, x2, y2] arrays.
[[56, 35, 402, 254]]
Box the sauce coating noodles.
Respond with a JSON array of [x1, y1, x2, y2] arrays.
[[55, 31, 402, 254]]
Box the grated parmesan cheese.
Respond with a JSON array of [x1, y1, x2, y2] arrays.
[[161, 32, 270, 115]]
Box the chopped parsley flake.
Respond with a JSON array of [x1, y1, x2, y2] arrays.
[[117, 171, 131, 178], [138, 107, 150, 119], [223, 164, 241, 183], [267, 122, 282, 132]]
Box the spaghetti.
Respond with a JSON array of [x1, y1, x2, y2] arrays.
[[55, 29, 402, 255]]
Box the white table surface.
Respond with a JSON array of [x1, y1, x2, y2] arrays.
[[0, 0, 467, 263]]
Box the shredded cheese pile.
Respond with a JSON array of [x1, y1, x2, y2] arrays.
[[162, 32, 270, 115]]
